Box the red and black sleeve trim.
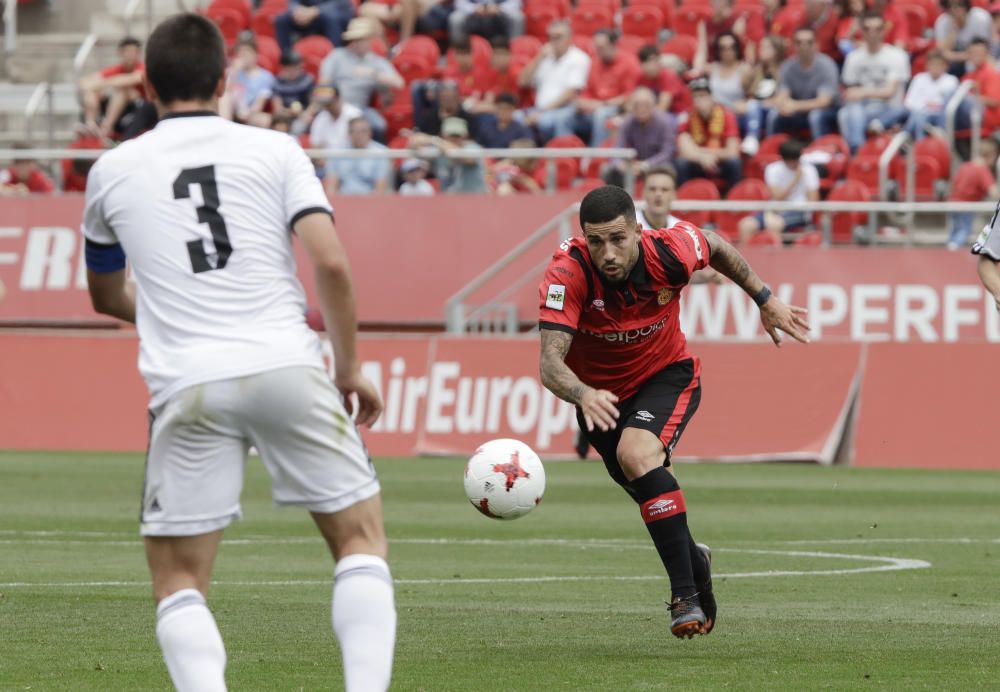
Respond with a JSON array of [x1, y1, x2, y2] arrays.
[[539, 320, 577, 334], [568, 246, 595, 303], [652, 237, 689, 286]]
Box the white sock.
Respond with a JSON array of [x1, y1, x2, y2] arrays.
[[155, 588, 227, 692], [333, 554, 397, 692]]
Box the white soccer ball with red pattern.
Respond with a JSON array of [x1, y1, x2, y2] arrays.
[[464, 439, 546, 520]]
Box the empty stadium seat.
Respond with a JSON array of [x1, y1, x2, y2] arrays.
[[208, 7, 245, 45], [660, 35, 697, 66], [715, 178, 769, 240], [446, 34, 492, 69], [510, 35, 542, 59], [828, 179, 872, 243], [398, 35, 441, 67], [892, 155, 943, 201], [914, 136, 951, 179], [616, 34, 648, 59], [757, 133, 790, 157], [208, 0, 252, 28], [672, 4, 712, 37], [628, 0, 674, 28], [744, 154, 780, 180], [845, 156, 881, 196], [392, 53, 435, 84], [571, 3, 614, 35], [255, 34, 281, 73], [295, 36, 335, 78], [621, 6, 664, 42], [541, 135, 586, 189], [675, 178, 720, 228], [525, 5, 561, 40]]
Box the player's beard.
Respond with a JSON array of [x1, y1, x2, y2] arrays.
[[598, 248, 639, 285]]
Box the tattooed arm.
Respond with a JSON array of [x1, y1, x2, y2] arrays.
[[702, 230, 812, 346], [539, 328, 619, 431]]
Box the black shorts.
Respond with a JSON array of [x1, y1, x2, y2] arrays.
[[577, 358, 701, 486]]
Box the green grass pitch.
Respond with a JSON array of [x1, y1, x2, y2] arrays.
[[1, 452, 999, 690]]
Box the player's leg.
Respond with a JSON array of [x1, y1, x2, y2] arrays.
[[245, 367, 394, 692], [613, 359, 710, 637], [142, 383, 249, 692]]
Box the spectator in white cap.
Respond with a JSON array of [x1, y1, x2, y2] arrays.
[[408, 117, 487, 193], [399, 158, 435, 196]]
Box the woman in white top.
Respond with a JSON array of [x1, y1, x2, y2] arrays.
[[695, 28, 763, 154]]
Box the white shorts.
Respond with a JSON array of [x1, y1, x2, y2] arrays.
[[140, 366, 379, 537]]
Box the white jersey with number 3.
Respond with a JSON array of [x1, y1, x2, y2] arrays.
[[81, 113, 332, 408]]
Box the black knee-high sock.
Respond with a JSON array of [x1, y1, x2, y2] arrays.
[[628, 467, 696, 599], [689, 535, 709, 586]]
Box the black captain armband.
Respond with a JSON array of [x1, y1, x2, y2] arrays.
[[752, 285, 772, 307]]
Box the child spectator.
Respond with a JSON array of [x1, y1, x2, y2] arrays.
[[476, 92, 533, 148], [1, 146, 56, 195], [900, 50, 959, 140], [738, 139, 820, 244], [398, 158, 436, 196], [949, 136, 1000, 249], [221, 33, 275, 127], [271, 52, 316, 122]]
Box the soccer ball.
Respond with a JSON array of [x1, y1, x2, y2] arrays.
[[464, 439, 546, 520]]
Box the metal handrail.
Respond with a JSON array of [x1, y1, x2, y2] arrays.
[[877, 130, 915, 233], [73, 34, 99, 83], [945, 81, 978, 178], [3, 0, 16, 54], [23, 82, 51, 147], [445, 208, 574, 332], [123, 0, 154, 37]]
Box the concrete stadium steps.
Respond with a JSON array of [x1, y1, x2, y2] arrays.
[[0, 82, 80, 143]]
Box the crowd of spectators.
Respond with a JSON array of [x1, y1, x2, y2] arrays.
[[10, 0, 1000, 244]]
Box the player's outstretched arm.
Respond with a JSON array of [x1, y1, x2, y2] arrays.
[[539, 328, 619, 431], [977, 255, 1000, 311], [295, 212, 383, 427], [86, 269, 136, 324], [702, 229, 811, 347]]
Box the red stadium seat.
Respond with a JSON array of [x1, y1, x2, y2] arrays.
[[616, 34, 648, 59], [208, 0, 252, 28], [858, 133, 893, 159], [397, 35, 441, 65], [208, 7, 245, 46], [660, 35, 698, 66], [371, 36, 389, 57], [525, 0, 570, 16], [828, 180, 872, 243], [543, 134, 586, 189], [447, 34, 492, 69], [845, 156, 882, 196], [794, 231, 824, 246], [673, 4, 712, 37], [573, 35, 596, 59], [748, 231, 780, 246], [510, 35, 542, 59], [392, 53, 435, 84], [744, 154, 780, 180], [525, 5, 561, 40], [738, 6, 767, 44], [251, 11, 277, 38], [629, 0, 674, 30], [914, 135, 951, 179], [715, 178, 769, 240], [805, 134, 850, 191], [771, 5, 806, 39], [295, 35, 335, 78], [621, 6, 664, 42], [757, 133, 790, 157], [675, 178, 720, 229], [255, 34, 281, 73], [893, 155, 943, 201], [571, 4, 614, 36]]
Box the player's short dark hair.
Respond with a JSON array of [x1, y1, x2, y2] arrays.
[[638, 43, 658, 62], [579, 185, 637, 230], [118, 36, 141, 50], [145, 13, 226, 105], [779, 139, 805, 162], [644, 164, 677, 184]]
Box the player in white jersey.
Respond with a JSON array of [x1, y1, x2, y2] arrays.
[[974, 203, 1000, 311], [81, 15, 394, 692], [636, 165, 683, 232]]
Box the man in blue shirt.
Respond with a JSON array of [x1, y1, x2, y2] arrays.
[[325, 116, 391, 194], [476, 92, 533, 148]]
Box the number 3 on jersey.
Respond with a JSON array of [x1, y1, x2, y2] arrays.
[[173, 165, 233, 273]]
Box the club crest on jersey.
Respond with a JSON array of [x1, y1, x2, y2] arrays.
[[591, 299, 605, 311], [546, 284, 566, 310], [657, 287, 674, 305]]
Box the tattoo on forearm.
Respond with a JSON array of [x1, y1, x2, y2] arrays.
[[539, 329, 589, 405], [705, 230, 764, 295]]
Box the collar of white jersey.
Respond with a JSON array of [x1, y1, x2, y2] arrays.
[[160, 110, 219, 120]]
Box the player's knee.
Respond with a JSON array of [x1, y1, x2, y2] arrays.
[[616, 445, 663, 482]]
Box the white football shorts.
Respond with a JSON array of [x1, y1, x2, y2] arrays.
[[140, 366, 379, 536]]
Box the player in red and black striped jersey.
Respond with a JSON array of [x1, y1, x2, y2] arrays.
[[538, 186, 810, 638]]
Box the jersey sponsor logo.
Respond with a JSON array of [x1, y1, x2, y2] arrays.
[[580, 318, 667, 344], [657, 287, 674, 305], [683, 227, 704, 261], [546, 284, 566, 310], [635, 410, 655, 422], [591, 299, 605, 311]]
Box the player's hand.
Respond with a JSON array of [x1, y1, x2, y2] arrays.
[[335, 371, 384, 428], [759, 297, 811, 347], [580, 388, 619, 432]]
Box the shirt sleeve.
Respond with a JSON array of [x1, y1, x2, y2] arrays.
[[538, 249, 586, 333], [841, 53, 858, 86], [804, 163, 821, 192], [657, 222, 710, 284], [972, 202, 1000, 259], [80, 159, 118, 245], [283, 136, 333, 227], [819, 58, 839, 96], [566, 53, 591, 91]]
